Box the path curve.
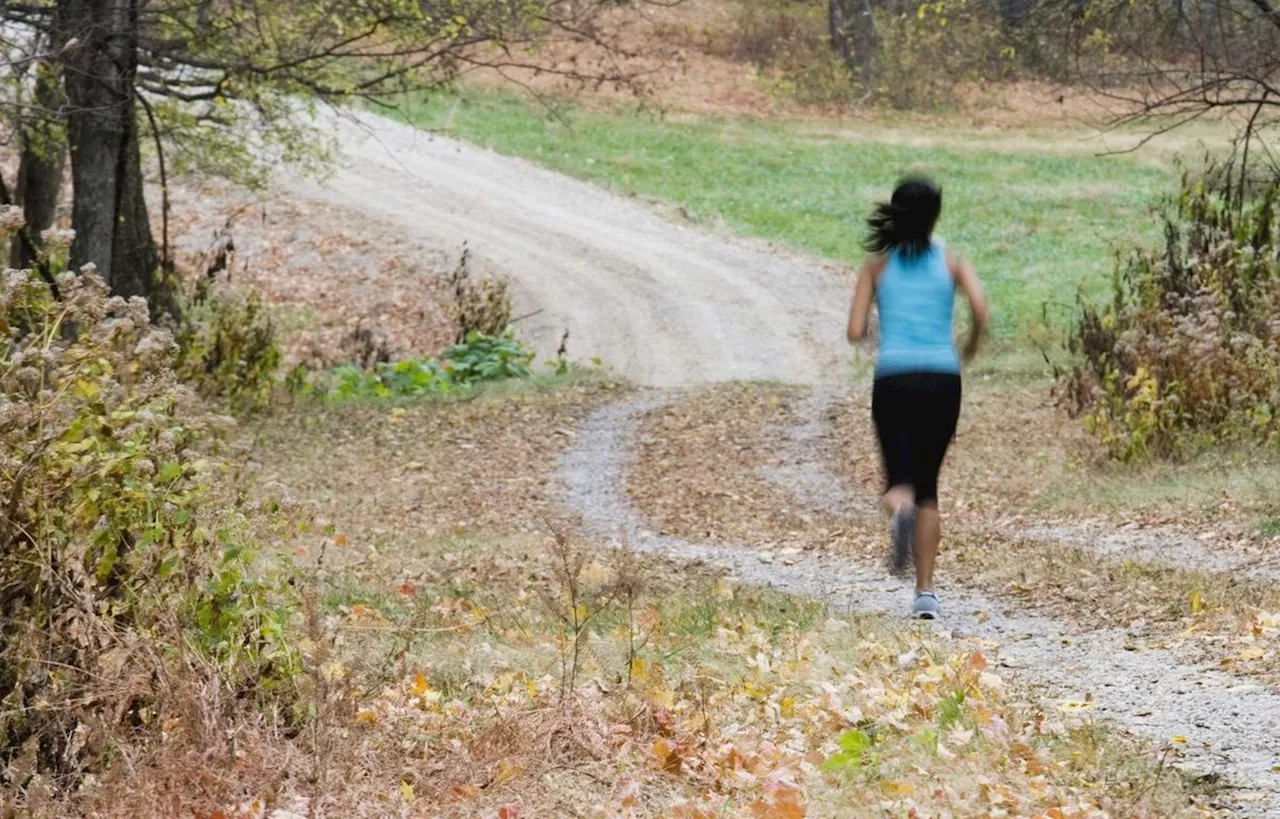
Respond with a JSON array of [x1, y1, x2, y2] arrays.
[[558, 394, 1280, 816], [282, 111, 850, 387]]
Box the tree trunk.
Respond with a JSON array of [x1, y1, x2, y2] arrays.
[[829, 0, 881, 86], [57, 0, 158, 302], [9, 62, 66, 271], [998, 0, 1033, 29]]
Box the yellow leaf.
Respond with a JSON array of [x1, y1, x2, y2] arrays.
[[780, 696, 796, 718], [412, 672, 429, 697], [652, 738, 682, 772], [649, 685, 675, 709], [400, 780, 415, 802], [881, 781, 915, 796], [1058, 699, 1094, 713], [630, 657, 648, 683], [494, 759, 522, 783], [355, 709, 379, 726], [1189, 590, 1204, 615], [1170, 735, 1188, 744]]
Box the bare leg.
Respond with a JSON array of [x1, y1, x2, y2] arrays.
[[882, 484, 915, 516], [914, 503, 940, 593]]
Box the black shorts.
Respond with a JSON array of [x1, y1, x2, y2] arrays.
[[871, 372, 961, 506]]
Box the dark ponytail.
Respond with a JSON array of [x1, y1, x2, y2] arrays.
[[864, 177, 942, 259]]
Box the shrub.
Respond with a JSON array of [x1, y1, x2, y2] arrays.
[[173, 286, 282, 413], [871, 0, 1011, 109], [322, 330, 535, 400], [442, 329, 535, 381], [447, 245, 512, 343], [1063, 167, 1280, 460], [0, 225, 300, 789], [718, 0, 1019, 109], [717, 0, 866, 106]]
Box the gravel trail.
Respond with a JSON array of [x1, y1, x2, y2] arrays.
[[283, 111, 850, 387], [559, 394, 1280, 815]]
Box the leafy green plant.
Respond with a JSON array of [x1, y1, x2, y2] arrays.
[[319, 330, 535, 400], [185, 533, 303, 695], [821, 729, 874, 772], [442, 330, 534, 381], [1063, 164, 1280, 460], [938, 689, 967, 728]]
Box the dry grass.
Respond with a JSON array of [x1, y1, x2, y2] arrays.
[[61, 528, 1214, 816], [43, 383, 1215, 816], [246, 376, 627, 554]]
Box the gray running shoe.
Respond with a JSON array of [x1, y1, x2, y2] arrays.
[[889, 505, 916, 576], [912, 591, 940, 620]]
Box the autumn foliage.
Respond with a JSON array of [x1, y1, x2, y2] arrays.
[[1064, 167, 1280, 459], [0, 211, 301, 805]]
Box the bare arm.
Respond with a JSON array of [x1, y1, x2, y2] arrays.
[[948, 250, 989, 362], [847, 255, 885, 343]]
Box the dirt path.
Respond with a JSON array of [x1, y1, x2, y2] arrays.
[[559, 394, 1280, 815], [281, 111, 850, 387]]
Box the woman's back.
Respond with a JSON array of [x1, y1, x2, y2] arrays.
[[874, 242, 959, 377]]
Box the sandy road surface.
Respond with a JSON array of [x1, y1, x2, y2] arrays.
[[282, 111, 851, 387]]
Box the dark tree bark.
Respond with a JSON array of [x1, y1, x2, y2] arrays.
[[999, 0, 1034, 29], [9, 62, 66, 271], [57, 0, 158, 302], [829, 0, 881, 85]]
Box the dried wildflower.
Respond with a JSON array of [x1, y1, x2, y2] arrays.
[[40, 227, 76, 249], [0, 206, 25, 235]]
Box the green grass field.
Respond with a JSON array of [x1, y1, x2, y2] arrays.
[[396, 92, 1173, 340]]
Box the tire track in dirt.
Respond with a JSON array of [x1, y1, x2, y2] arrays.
[[559, 393, 1280, 815]]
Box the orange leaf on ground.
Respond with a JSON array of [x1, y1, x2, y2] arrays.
[[652, 738, 683, 772]]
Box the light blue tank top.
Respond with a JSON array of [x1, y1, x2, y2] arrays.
[[874, 240, 960, 377]]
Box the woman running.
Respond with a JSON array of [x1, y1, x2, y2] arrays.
[[846, 177, 988, 620]]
